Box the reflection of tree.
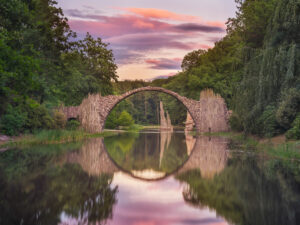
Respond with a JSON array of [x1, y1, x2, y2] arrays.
[[176, 157, 300, 225], [160, 134, 188, 173], [0, 146, 118, 225], [105, 132, 188, 174], [104, 132, 139, 164]]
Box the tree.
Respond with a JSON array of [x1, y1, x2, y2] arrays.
[[181, 49, 206, 71], [117, 111, 134, 127]]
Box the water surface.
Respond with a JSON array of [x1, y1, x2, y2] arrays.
[[0, 130, 299, 225]]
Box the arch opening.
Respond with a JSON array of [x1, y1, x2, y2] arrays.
[[104, 89, 196, 131]]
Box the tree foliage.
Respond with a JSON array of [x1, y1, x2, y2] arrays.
[[0, 0, 118, 135]]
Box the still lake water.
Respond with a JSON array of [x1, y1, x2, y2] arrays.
[[0, 130, 300, 225]]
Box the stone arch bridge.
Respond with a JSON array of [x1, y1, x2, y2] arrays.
[[62, 86, 230, 133]]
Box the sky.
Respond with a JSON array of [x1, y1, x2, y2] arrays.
[[56, 0, 237, 81]]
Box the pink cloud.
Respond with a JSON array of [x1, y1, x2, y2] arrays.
[[106, 33, 204, 51], [66, 10, 224, 38], [65, 8, 225, 78], [145, 58, 182, 70], [150, 72, 177, 81], [121, 8, 201, 22], [68, 16, 169, 38]]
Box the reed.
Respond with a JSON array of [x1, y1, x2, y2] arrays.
[[1, 129, 114, 148]]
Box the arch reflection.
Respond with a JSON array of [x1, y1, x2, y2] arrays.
[[66, 132, 229, 181]]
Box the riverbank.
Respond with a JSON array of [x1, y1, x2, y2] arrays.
[[2, 129, 299, 160], [202, 131, 300, 160], [0, 129, 116, 149]]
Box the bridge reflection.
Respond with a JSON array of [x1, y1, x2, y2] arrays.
[[65, 133, 230, 180]]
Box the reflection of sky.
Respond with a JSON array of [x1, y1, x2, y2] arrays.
[[56, 0, 236, 80], [107, 172, 229, 225]]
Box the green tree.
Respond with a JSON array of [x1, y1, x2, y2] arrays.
[[117, 111, 134, 127], [181, 49, 207, 71]]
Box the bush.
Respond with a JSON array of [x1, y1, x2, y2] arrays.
[[229, 113, 244, 132], [276, 88, 300, 130], [258, 106, 280, 137], [117, 111, 134, 127], [66, 119, 80, 130], [0, 105, 27, 136], [105, 110, 118, 129], [24, 99, 53, 131], [286, 114, 300, 140], [52, 111, 66, 129]]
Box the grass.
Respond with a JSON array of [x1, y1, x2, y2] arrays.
[[192, 130, 300, 160], [259, 141, 300, 160], [0, 129, 115, 148], [214, 132, 300, 160]]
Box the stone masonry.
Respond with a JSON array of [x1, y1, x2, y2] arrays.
[[62, 86, 230, 133]]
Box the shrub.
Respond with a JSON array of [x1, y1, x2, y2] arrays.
[[0, 105, 27, 136], [105, 110, 118, 129], [24, 99, 53, 131], [66, 119, 80, 130], [258, 106, 280, 137], [52, 111, 66, 129], [276, 88, 300, 130], [286, 114, 300, 140], [229, 113, 244, 132], [117, 111, 134, 127]]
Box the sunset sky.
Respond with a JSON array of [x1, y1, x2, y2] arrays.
[[57, 0, 237, 80]]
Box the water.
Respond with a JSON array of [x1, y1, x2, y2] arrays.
[[0, 130, 299, 225]]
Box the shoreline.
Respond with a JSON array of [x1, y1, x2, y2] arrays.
[[1, 129, 299, 160]]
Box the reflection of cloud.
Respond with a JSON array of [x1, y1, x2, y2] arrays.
[[109, 172, 229, 225], [131, 169, 166, 179]]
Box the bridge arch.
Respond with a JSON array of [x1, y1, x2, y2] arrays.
[[103, 86, 198, 130], [62, 86, 230, 133]]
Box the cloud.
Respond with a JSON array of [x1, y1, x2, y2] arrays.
[[66, 10, 225, 38], [64, 7, 226, 79], [107, 33, 203, 52], [174, 23, 224, 32], [113, 50, 144, 65], [120, 8, 200, 22], [150, 72, 177, 81], [145, 58, 182, 70]]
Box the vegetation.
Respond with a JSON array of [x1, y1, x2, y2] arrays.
[[0, 129, 115, 148], [105, 85, 188, 129], [0, 0, 117, 136], [176, 156, 300, 225], [147, 0, 299, 139], [104, 132, 188, 173], [0, 143, 117, 224], [0, 0, 299, 140], [105, 0, 299, 139]]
